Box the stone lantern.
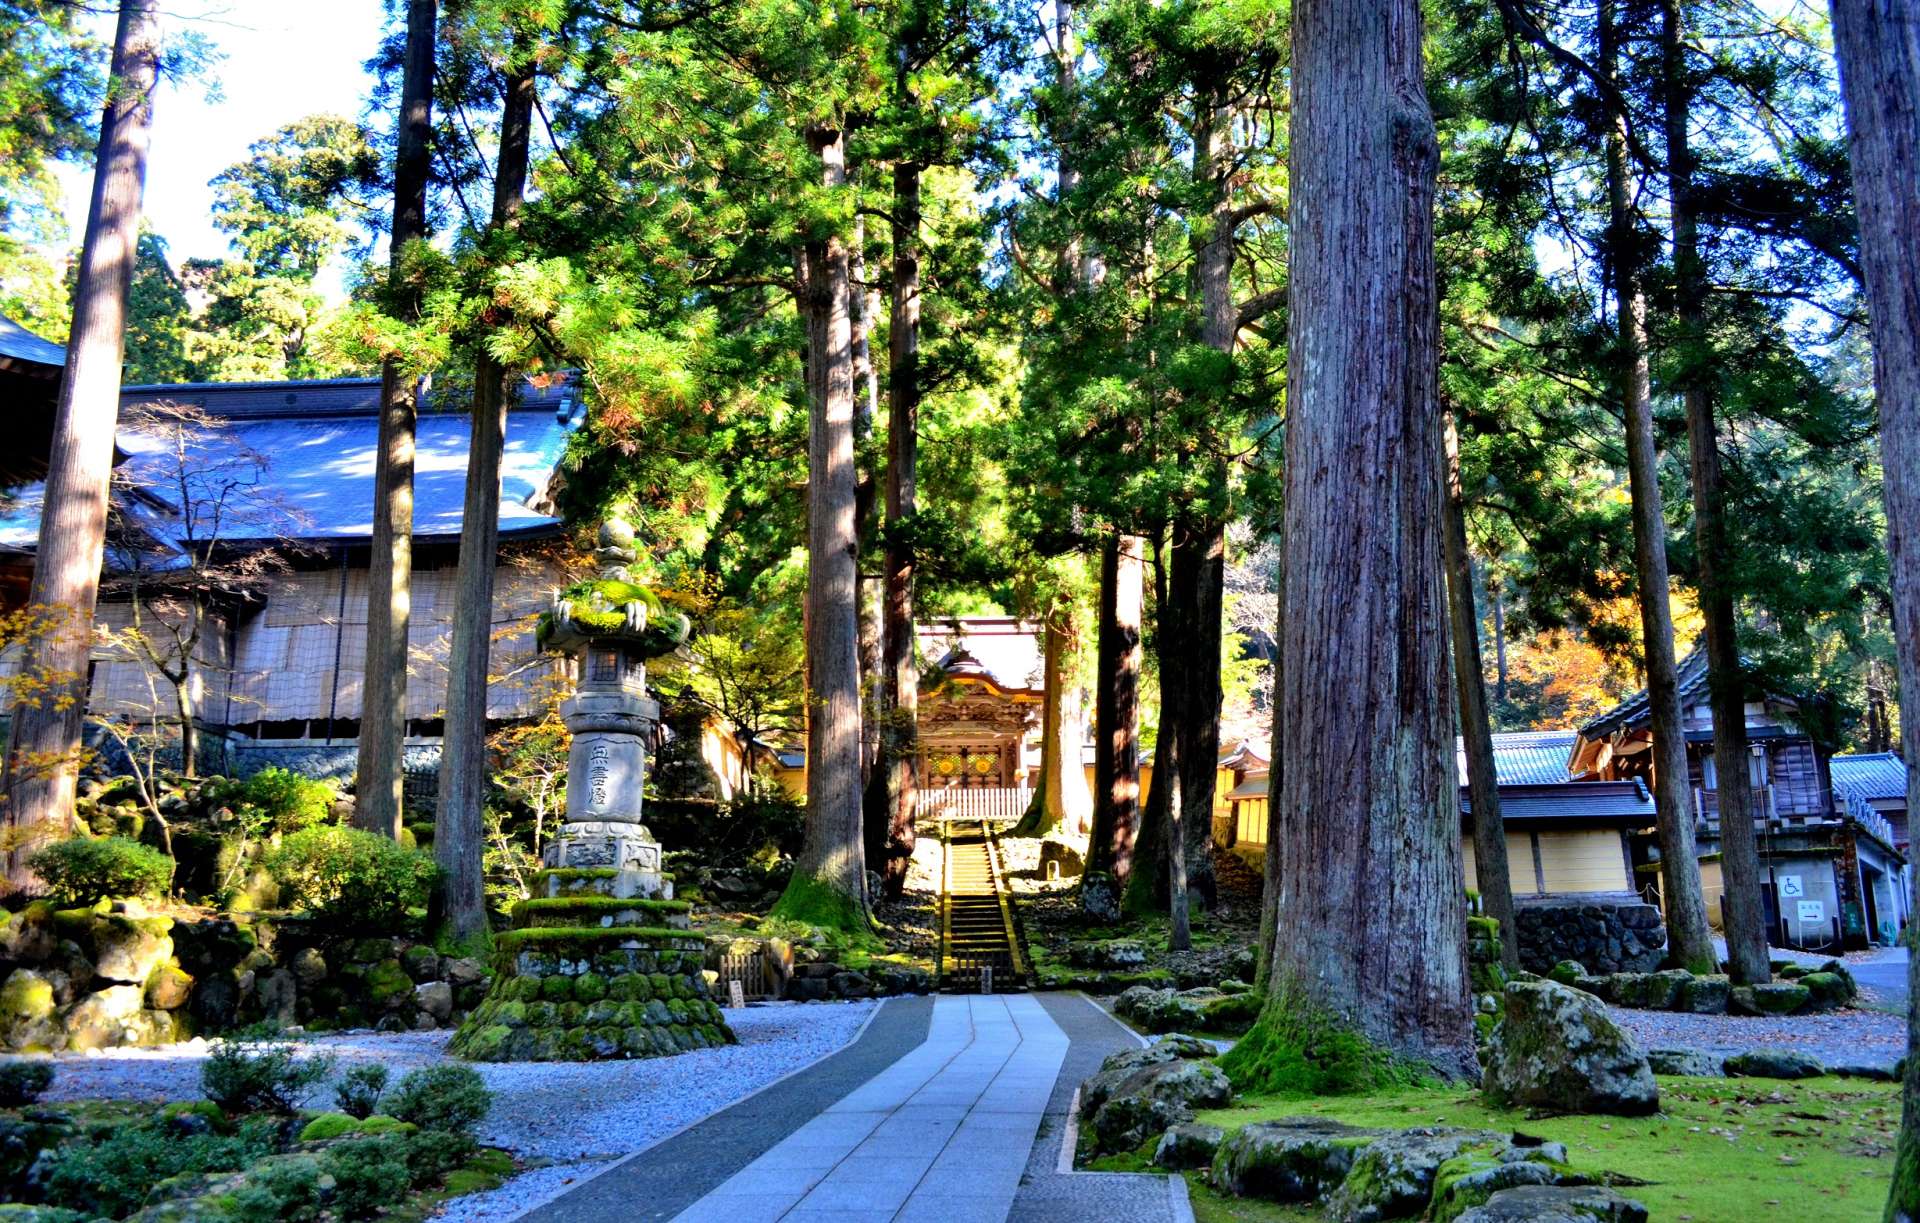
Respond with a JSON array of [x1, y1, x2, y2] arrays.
[[451, 518, 735, 1062]]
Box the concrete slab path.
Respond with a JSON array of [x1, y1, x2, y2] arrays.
[[673, 995, 1068, 1223]]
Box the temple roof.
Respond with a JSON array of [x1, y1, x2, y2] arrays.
[[918, 618, 1044, 697], [1832, 753, 1909, 803]]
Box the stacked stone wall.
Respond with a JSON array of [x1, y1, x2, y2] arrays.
[[1513, 897, 1666, 975]]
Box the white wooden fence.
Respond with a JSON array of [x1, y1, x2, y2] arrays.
[[914, 786, 1033, 823]]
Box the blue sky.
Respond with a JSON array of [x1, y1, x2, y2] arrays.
[[55, 0, 391, 296]]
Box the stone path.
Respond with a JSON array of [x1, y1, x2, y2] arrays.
[[523, 993, 1183, 1223]]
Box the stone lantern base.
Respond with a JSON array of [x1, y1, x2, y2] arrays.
[[449, 864, 735, 1062]]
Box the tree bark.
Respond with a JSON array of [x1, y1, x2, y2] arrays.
[[3, 0, 160, 890], [1599, 0, 1722, 977], [775, 125, 869, 928], [1243, 0, 1474, 1079], [1443, 409, 1519, 973], [1124, 533, 1173, 917], [879, 160, 922, 900], [1828, 3, 1919, 1216], [1087, 534, 1143, 891], [1255, 550, 1284, 994], [1170, 523, 1223, 918], [356, 0, 437, 839], [436, 51, 535, 944]]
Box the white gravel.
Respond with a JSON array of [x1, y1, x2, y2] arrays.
[[36, 1000, 880, 1221]]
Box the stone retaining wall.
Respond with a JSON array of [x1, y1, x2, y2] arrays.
[[1514, 896, 1666, 975]]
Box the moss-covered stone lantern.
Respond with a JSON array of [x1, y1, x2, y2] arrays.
[[451, 518, 736, 1061]]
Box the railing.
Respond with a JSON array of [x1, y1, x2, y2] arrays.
[[716, 951, 773, 1003], [914, 786, 1034, 823]]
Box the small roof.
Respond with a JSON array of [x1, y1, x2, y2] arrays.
[[0, 374, 582, 551], [1463, 779, 1656, 825], [1458, 729, 1579, 787], [1578, 648, 1714, 739], [1832, 753, 1909, 803], [918, 618, 1044, 697], [1227, 774, 1269, 801], [1219, 739, 1268, 770], [0, 314, 66, 372]]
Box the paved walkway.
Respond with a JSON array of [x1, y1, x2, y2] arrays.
[[518, 992, 1182, 1223], [674, 995, 1067, 1222]]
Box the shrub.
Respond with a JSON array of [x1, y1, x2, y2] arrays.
[[263, 827, 437, 930], [38, 1121, 272, 1217], [241, 767, 336, 833], [402, 1128, 476, 1185], [28, 836, 173, 904], [0, 1060, 54, 1106], [201, 1035, 335, 1115], [383, 1064, 490, 1137], [227, 1157, 325, 1223], [335, 1062, 389, 1119], [321, 1135, 412, 1219]]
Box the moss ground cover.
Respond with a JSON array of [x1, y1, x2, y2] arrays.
[[1190, 1075, 1896, 1221]]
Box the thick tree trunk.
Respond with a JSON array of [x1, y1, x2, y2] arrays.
[[1661, 0, 1765, 982], [356, 0, 436, 839], [1255, 551, 1284, 994], [879, 160, 922, 900], [1232, 0, 1475, 1083], [1829, 3, 1919, 1215], [1443, 410, 1519, 973], [1170, 523, 1223, 916], [1599, 0, 1722, 977], [1086, 535, 1143, 892], [1124, 534, 1173, 917], [3, 0, 160, 890], [436, 54, 534, 944], [775, 126, 869, 929]]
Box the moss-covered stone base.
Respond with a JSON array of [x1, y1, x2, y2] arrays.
[[451, 923, 735, 1062]]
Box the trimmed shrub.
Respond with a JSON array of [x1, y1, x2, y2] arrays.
[[28, 836, 173, 904], [402, 1129, 477, 1184], [263, 827, 437, 930], [0, 1060, 54, 1106], [38, 1121, 273, 1217], [335, 1062, 389, 1119], [227, 1157, 325, 1223], [202, 1035, 335, 1115], [241, 767, 337, 833], [321, 1135, 412, 1219], [384, 1064, 490, 1137]]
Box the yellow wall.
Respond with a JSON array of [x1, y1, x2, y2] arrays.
[[1462, 833, 1539, 898], [1536, 829, 1630, 894]]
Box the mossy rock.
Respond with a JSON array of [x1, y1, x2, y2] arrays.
[[1674, 974, 1729, 1014], [0, 970, 57, 1048], [1729, 982, 1810, 1016], [1210, 1119, 1379, 1202], [1798, 971, 1854, 1011], [1428, 1152, 1570, 1222], [1547, 960, 1586, 986], [365, 959, 414, 1007], [297, 1112, 362, 1142]]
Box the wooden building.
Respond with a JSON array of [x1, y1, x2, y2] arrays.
[[0, 370, 583, 796]]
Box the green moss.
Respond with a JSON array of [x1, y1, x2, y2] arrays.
[[1217, 991, 1437, 1097], [494, 926, 703, 954], [366, 958, 414, 1004], [767, 872, 880, 947], [356, 1115, 415, 1136], [510, 896, 691, 923], [0, 972, 54, 1024], [298, 1112, 362, 1141]]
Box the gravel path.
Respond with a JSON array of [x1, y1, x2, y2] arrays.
[[1609, 1004, 1905, 1070], [39, 1000, 880, 1221]]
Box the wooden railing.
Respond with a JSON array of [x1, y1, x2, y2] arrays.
[[915, 786, 1034, 823]]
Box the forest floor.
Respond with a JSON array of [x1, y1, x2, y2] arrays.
[[1107, 1075, 1897, 1222]]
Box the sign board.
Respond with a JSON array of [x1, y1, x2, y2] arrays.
[[1796, 900, 1825, 924], [979, 966, 993, 995], [727, 980, 746, 1009], [1777, 875, 1805, 899]]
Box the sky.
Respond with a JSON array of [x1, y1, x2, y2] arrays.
[[54, 0, 391, 296]]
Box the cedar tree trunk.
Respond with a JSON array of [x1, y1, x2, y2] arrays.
[[356, 0, 437, 839], [1830, 2, 1919, 1216], [1087, 534, 1143, 891], [436, 53, 534, 943], [1231, 0, 1475, 1084], [3, 0, 160, 889], [1661, 0, 1764, 980], [1443, 409, 1519, 973], [774, 125, 869, 929], [879, 160, 922, 900], [1600, 0, 1724, 978]]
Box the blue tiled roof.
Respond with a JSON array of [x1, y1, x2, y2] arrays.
[[0, 375, 582, 550], [0, 314, 65, 369], [1832, 753, 1909, 802], [1456, 730, 1578, 787]]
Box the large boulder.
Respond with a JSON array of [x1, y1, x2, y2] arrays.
[[1608, 970, 1691, 1011], [62, 984, 146, 1051], [88, 915, 174, 985], [1453, 1184, 1649, 1222], [1070, 939, 1149, 970], [1729, 982, 1811, 1016], [1080, 1036, 1229, 1152], [1482, 979, 1658, 1115], [1674, 975, 1729, 1014], [1646, 1048, 1723, 1077], [0, 970, 60, 1051], [1724, 1048, 1824, 1080], [1153, 1122, 1225, 1170], [1210, 1118, 1380, 1202], [1323, 1129, 1500, 1223]]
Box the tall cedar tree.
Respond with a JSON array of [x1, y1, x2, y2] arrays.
[[356, 0, 436, 839], [3, 0, 159, 888], [1225, 0, 1476, 1087], [436, 32, 537, 943], [1829, 2, 1919, 1215]]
